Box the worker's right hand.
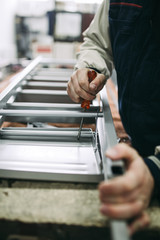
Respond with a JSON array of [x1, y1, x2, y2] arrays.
[[67, 68, 106, 103]]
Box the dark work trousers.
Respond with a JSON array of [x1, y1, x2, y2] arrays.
[[109, 0, 160, 157]]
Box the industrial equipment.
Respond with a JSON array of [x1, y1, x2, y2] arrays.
[[0, 56, 129, 240]]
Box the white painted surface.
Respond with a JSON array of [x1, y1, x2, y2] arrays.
[[0, 0, 18, 59]]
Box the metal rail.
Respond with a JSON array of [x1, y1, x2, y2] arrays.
[[99, 87, 130, 240]]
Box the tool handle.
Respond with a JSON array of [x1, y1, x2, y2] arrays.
[[81, 70, 97, 109]]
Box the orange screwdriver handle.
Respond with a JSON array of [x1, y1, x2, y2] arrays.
[[81, 70, 97, 109]]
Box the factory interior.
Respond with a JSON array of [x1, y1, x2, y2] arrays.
[[0, 0, 160, 240], [0, 0, 100, 71]]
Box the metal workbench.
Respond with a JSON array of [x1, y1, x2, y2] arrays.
[[0, 56, 129, 240], [0, 56, 123, 183]]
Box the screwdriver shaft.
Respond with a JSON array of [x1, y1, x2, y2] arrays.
[[77, 116, 84, 140]]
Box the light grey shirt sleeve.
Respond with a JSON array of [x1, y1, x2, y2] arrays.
[[75, 0, 114, 79]]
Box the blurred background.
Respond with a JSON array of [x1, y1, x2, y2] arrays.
[[0, 0, 102, 80]]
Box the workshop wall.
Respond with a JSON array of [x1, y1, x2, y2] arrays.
[[0, 0, 101, 61], [0, 0, 18, 60]]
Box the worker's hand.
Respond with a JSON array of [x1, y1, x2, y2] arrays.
[[67, 68, 106, 103], [98, 143, 154, 233], [128, 211, 150, 235]]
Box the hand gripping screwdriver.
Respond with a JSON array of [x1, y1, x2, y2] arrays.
[[77, 69, 97, 140]]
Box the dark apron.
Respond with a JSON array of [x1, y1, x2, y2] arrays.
[[109, 0, 160, 156]]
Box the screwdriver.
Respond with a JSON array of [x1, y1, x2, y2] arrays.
[[77, 69, 97, 140]]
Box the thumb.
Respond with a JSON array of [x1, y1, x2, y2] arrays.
[[89, 73, 106, 92], [106, 143, 139, 164]]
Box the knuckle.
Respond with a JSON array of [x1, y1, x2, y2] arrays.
[[66, 85, 70, 94], [132, 201, 144, 216], [76, 87, 81, 96], [79, 79, 86, 87], [75, 69, 82, 79], [99, 74, 106, 83], [70, 75, 74, 82], [73, 95, 80, 103], [67, 80, 71, 88]]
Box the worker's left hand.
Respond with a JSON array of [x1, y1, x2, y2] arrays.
[[98, 143, 154, 234]]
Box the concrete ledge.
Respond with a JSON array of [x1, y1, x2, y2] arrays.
[[0, 188, 107, 227], [0, 181, 160, 240]]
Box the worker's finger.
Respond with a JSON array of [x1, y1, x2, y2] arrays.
[[106, 143, 140, 164], [128, 212, 150, 235], [74, 84, 96, 101], [67, 81, 81, 103], [100, 187, 140, 204], [67, 75, 95, 102], [67, 69, 87, 102], [99, 170, 141, 197], [74, 68, 92, 93], [89, 73, 106, 93], [100, 200, 144, 219]]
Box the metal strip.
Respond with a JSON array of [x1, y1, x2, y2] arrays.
[[0, 109, 103, 118], [99, 86, 130, 240], [0, 128, 93, 141], [40, 58, 76, 65], [6, 102, 100, 111], [100, 86, 125, 179], [0, 169, 103, 183], [31, 76, 70, 82], [0, 56, 42, 109]]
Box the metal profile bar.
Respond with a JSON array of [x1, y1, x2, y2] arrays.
[[24, 81, 68, 86], [37, 67, 73, 72], [34, 70, 73, 77], [0, 109, 101, 123], [37, 67, 73, 71], [6, 102, 100, 111], [0, 128, 93, 141], [30, 76, 70, 82], [1, 127, 91, 132], [99, 86, 129, 240], [18, 89, 68, 95], [0, 169, 103, 183], [99, 87, 124, 179], [40, 58, 76, 66], [0, 56, 42, 109], [6, 102, 82, 109], [0, 109, 103, 118]]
